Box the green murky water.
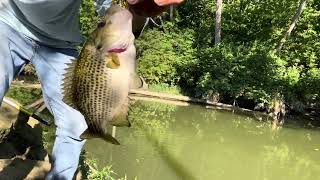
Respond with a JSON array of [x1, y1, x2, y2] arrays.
[[85, 100, 320, 180]]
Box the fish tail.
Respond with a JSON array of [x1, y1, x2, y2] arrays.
[[101, 132, 121, 145]]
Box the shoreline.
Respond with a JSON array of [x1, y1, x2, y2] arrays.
[[11, 81, 270, 118], [10, 80, 319, 122]]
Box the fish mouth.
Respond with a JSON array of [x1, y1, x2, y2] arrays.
[[100, 45, 127, 69], [99, 41, 129, 54], [108, 48, 127, 53]]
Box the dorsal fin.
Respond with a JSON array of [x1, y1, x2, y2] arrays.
[[62, 59, 77, 108]]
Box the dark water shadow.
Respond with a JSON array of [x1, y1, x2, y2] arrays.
[[141, 127, 197, 180]]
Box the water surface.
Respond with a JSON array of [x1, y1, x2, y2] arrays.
[[85, 100, 320, 180]]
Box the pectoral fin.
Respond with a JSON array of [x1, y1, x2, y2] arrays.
[[106, 53, 120, 69]]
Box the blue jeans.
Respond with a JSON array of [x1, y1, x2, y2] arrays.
[[0, 21, 88, 179]]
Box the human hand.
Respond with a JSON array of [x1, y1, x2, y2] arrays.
[[154, 0, 184, 6], [127, 0, 184, 6], [127, 0, 184, 17]]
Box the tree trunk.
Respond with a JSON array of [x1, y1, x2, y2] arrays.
[[215, 0, 222, 45], [276, 0, 307, 51], [169, 5, 174, 21]]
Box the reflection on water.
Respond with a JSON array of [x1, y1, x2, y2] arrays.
[[85, 101, 320, 180]]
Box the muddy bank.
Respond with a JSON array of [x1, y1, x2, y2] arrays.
[[0, 99, 83, 179], [0, 99, 48, 179]]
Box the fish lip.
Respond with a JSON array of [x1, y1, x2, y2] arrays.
[[107, 48, 127, 53], [100, 46, 127, 54]]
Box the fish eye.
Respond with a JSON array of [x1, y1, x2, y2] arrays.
[[98, 21, 106, 28], [97, 44, 103, 50]]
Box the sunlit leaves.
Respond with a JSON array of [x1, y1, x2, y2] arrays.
[[77, 0, 320, 110], [134, 0, 320, 109], [80, 0, 100, 38]]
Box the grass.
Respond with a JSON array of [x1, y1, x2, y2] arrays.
[[6, 86, 42, 105], [79, 151, 136, 180], [148, 83, 182, 95]]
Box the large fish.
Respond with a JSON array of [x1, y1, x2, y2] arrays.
[[62, 5, 141, 145]]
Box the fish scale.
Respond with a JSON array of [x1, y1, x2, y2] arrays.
[[61, 4, 138, 145], [76, 52, 109, 130]]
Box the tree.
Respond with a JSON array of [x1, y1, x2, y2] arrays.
[[215, 0, 222, 45], [170, 5, 174, 21], [276, 0, 307, 51]]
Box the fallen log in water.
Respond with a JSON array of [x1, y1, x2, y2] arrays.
[[130, 89, 237, 109], [12, 81, 235, 108], [12, 81, 259, 114]]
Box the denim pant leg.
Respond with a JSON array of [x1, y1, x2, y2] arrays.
[[0, 22, 30, 102], [30, 45, 88, 180]]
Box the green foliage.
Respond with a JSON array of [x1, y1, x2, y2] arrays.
[[79, 0, 100, 38], [192, 43, 280, 102], [6, 87, 42, 105], [88, 166, 117, 180], [15, 0, 320, 113], [136, 27, 196, 85], [148, 83, 182, 95], [78, 150, 130, 180], [136, 0, 320, 112]]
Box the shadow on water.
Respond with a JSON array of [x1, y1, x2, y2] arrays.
[[141, 126, 198, 180]]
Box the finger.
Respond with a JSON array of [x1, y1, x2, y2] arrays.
[[127, 0, 144, 5], [154, 0, 184, 6]]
